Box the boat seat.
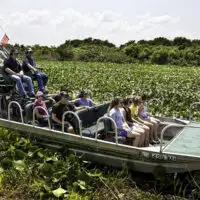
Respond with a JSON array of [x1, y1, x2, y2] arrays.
[[82, 122, 104, 137], [77, 102, 110, 128]]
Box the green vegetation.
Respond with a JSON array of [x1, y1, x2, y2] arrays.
[[42, 61, 200, 119]]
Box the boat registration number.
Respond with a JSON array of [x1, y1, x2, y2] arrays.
[[151, 153, 176, 161]]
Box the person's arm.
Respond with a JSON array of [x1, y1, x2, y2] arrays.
[[4, 67, 19, 75], [35, 109, 48, 119], [26, 63, 37, 72], [52, 113, 62, 124]]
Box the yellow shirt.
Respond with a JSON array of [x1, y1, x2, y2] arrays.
[[130, 105, 139, 119]]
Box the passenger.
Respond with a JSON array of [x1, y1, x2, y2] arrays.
[[138, 95, 161, 141], [51, 92, 74, 133], [33, 91, 49, 127], [108, 98, 140, 147], [141, 94, 161, 126], [22, 48, 48, 93], [130, 96, 157, 144], [3, 49, 35, 98], [121, 97, 150, 147], [137, 96, 160, 143], [74, 91, 94, 107]]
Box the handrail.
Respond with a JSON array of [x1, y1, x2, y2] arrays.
[[160, 124, 200, 153], [32, 106, 51, 129], [189, 102, 200, 121], [62, 111, 82, 136], [95, 116, 118, 144], [147, 98, 163, 116], [8, 101, 24, 123]]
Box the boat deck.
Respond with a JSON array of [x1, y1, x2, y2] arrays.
[[163, 122, 200, 157]]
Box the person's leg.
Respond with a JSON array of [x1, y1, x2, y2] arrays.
[[129, 132, 140, 147], [143, 120, 154, 143], [35, 72, 44, 92], [38, 118, 48, 127], [22, 75, 35, 96], [67, 126, 74, 134], [150, 119, 159, 141], [8, 74, 26, 96], [40, 72, 48, 87], [141, 124, 150, 146], [134, 127, 145, 147]]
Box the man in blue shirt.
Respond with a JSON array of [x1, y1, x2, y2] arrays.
[[3, 49, 35, 98], [22, 48, 48, 93]]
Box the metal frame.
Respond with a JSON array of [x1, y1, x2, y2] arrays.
[[62, 111, 82, 136], [32, 106, 51, 129], [189, 102, 200, 121], [8, 101, 24, 123], [160, 124, 200, 153], [95, 115, 118, 144]]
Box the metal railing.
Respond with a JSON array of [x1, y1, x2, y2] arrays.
[[189, 102, 200, 121], [95, 116, 118, 144], [32, 106, 51, 129], [8, 101, 24, 123], [62, 111, 82, 136], [160, 124, 200, 153]]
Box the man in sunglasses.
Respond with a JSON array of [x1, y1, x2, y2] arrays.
[[3, 49, 35, 98], [22, 48, 48, 93]]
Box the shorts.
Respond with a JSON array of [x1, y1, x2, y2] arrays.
[[120, 130, 128, 137], [142, 113, 150, 119]]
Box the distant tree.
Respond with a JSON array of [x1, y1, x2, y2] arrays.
[[120, 40, 135, 48], [151, 49, 169, 65], [150, 37, 172, 46], [173, 37, 192, 46]]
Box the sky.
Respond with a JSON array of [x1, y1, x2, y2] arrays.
[[0, 0, 200, 46]]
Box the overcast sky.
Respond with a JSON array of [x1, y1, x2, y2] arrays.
[[0, 0, 199, 46]]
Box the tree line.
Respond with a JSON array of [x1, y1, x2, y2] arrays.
[[7, 36, 200, 66]]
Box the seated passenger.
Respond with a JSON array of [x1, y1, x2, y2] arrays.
[[3, 49, 35, 98], [51, 93, 74, 133], [141, 94, 161, 125], [121, 97, 150, 147], [22, 48, 48, 93], [108, 98, 140, 147], [74, 91, 94, 107], [137, 96, 160, 144], [33, 91, 49, 127], [130, 96, 156, 144]]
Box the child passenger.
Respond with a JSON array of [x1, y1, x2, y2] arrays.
[[108, 98, 141, 147]]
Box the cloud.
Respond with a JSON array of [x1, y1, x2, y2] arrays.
[[1, 9, 181, 45]]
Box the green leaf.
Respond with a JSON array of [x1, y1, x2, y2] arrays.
[[52, 187, 67, 198], [0, 167, 4, 174], [13, 160, 26, 171]]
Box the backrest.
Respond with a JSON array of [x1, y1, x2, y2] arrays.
[[77, 102, 110, 128], [24, 102, 34, 123]]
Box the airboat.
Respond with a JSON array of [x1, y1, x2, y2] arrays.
[[1, 46, 200, 174]]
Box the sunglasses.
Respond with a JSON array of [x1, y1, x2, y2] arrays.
[[129, 101, 132, 104]]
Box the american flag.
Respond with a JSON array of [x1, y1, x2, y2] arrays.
[[0, 34, 9, 46], [0, 27, 9, 46]]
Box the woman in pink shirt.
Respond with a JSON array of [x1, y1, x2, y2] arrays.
[[33, 91, 48, 127]]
